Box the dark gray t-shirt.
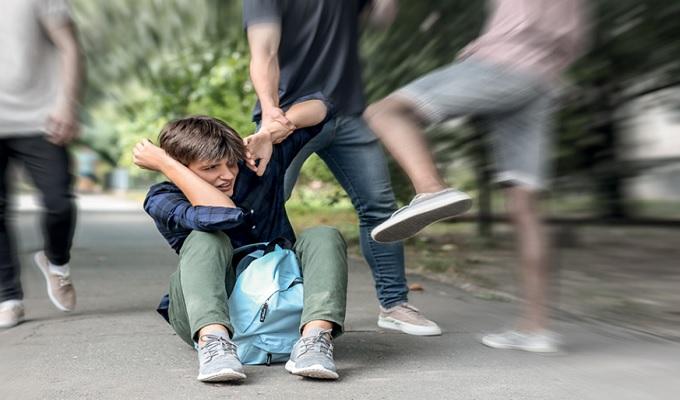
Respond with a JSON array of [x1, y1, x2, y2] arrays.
[[243, 0, 367, 119]]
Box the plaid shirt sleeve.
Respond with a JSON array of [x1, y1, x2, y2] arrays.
[[144, 188, 246, 232]]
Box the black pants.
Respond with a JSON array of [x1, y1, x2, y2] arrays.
[[0, 135, 76, 302]]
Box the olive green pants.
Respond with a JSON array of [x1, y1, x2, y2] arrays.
[[167, 226, 348, 346]]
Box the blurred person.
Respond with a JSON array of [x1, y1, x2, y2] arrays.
[[365, 0, 588, 352], [75, 147, 100, 193], [134, 106, 349, 381], [243, 0, 446, 337], [0, 0, 83, 328]]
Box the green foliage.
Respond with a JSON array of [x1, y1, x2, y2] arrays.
[[73, 0, 254, 173], [361, 1, 484, 102], [553, 0, 680, 216], [71, 0, 680, 213]]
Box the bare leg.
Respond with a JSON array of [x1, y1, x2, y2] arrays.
[[364, 96, 447, 194], [365, 96, 472, 243], [504, 186, 550, 332]]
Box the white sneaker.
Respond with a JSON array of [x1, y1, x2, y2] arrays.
[[371, 188, 472, 243], [378, 303, 442, 336], [481, 330, 561, 353], [0, 300, 25, 329]]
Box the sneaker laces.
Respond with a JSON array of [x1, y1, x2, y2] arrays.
[[390, 195, 426, 218], [57, 275, 72, 288], [390, 190, 454, 218], [384, 303, 435, 325], [199, 335, 238, 363], [389, 302, 421, 315], [299, 329, 334, 358]]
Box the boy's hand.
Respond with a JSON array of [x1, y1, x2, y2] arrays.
[[133, 139, 170, 172], [244, 131, 274, 176]]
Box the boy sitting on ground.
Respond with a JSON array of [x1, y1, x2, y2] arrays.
[[133, 99, 348, 382]]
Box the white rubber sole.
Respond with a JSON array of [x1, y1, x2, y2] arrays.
[[197, 368, 246, 382], [0, 315, 24, 329], [33, 252, 73, 312], [480, 337, 560, 353], [285, 360, 339, 380], [378, 316, 442, 336], [371, 191, 472, 243]]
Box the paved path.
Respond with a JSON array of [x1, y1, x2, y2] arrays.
[[12, 193, 141, 212], [1, 208, 679, 399]]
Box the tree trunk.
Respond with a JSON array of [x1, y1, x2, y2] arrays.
[[594, 95, 628, 219], [470, 119, 493, 238], [476, 161, 493, 238]]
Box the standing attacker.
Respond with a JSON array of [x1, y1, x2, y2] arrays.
[[243, 0, 444, 336]]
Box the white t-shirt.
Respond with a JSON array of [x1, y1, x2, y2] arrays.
[[0, 0, 72, 136]]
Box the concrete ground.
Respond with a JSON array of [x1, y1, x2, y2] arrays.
[[1, 198, 679, 399]]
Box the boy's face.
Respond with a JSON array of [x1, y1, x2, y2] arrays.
[[187, 158, 239, 197]]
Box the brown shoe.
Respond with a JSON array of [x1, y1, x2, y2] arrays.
[[34, 251, 76, 312]]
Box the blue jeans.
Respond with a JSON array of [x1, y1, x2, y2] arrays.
[[284, 115, 408, 308]]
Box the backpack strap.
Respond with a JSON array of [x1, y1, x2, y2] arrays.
[[264, 237, 293, 254], [233, 238, 294, 278]]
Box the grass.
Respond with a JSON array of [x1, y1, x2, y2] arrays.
[[286, 203, 360, 246], [287, 202, 504, 292]]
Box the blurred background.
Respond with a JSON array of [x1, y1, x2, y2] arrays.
[[13, 0, 680, 339]]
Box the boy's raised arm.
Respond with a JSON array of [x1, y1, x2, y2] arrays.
[[133, 139, 236, 208], [274, 99, 327, 143], [244, 99, 328, 176]]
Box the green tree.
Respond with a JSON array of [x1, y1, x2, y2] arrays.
[[556, 0, 680, 217], [73, 0, 253, 172]]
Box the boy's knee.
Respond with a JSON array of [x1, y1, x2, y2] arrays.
[[366, 97, 402, 118], [301, 226, 346, 250], [182, 231, 233, 256], [365, 96, 421, 124]]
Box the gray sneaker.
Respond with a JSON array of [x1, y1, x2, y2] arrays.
[[481, 330, 561, 353], [378, 302, 442, 336], [285, 329, 339, 380], [0, 300, 25, 329], [371, 188, 472, 243], [197, 334, 246, 382]]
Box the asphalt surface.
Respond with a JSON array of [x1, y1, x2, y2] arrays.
[[1, 204, 679, 399]]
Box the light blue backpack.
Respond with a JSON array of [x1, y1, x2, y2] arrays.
[[228, 238, 304, 365]]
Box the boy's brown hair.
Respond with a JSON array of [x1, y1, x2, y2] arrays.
[[158, 116, 246, 165]]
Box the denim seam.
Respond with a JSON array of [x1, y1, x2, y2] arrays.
[[317, 120, 410, 307]]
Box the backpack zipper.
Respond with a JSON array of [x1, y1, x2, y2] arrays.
[[259, 302, 269, 322], [259, 279, 302, 322]]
